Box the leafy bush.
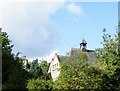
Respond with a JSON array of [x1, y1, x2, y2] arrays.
[[27, 77, 53, 90]]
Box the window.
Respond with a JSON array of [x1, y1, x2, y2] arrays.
[[53, 65, 54, 69], [57, 63, 58, 67], [55, 64, 56, 68]]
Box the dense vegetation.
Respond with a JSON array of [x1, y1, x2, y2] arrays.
[[53, 29, 120, 90], [1, 28, 120, 90], [1, 31, 30, 89], [1, 31, 51, 90]]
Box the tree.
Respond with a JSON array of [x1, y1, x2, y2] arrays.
[[29, 59, 43, 78], [40, 59, 50, 72], [1, 31, 30, 89], [96, 29, 120, 90], [27, 77, 53, 90], [53, 29, 120, 90], [53, 50, 102, 90], [1, 31, 14, 84], [27, 60, 52, 90], [39, 60, 51, 80]]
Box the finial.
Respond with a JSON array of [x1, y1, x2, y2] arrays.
[[83, 34, 84, 40]]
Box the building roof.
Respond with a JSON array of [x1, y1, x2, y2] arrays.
[[56, 48, 96, 63], [57, 55, 65, 62], [69, 48, 80, 61], [70, 48, 80, 55], [86, 52, 96, 63]]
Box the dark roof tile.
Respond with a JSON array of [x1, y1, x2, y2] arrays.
[[57, 55, 65, 62]]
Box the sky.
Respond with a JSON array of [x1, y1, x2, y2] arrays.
[[0, 0, 118, 62]]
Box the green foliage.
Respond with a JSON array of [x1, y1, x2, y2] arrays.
[[53, 51, 102, 90], [1, 31, 14, 84], [27, 77, 53, 90], [1, 28, 119, 90], [96, 29, 120, 90], [27, 60, 52, 90], [29, 59, 43, 78], [54, 29, 120, 90], [1, 31, 31, 89], [39, 60, 52, 80], [0, 32, 14, 56], [40, 60, 50, 72], [2, 65, 30, 89]]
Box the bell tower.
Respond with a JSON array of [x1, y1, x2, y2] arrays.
[[80, 39, 87, 52]]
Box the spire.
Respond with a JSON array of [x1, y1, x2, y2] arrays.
[[80, 38, 87, 52]]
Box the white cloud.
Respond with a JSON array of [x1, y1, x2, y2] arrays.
[[40, 50, 58, 62], [66, 3, 83, 16], [28, 50, 58, 62], [1, 1, 83, 60], [1, 2, 64, 58]]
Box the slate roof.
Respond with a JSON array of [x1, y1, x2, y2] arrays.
[[70, 48, 80, 55], [57, 48, 96, 64], [86, 52, 96, 63], [57, 55, 65, 62], [69, 48, 80, 61]]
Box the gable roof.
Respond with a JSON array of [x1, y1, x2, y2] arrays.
[[60, 48, 96, 63], [86, 52, 96, 63], [57, 55, 65, 62], [52, 48, 96, 64], [69, 48, 80, 61]]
